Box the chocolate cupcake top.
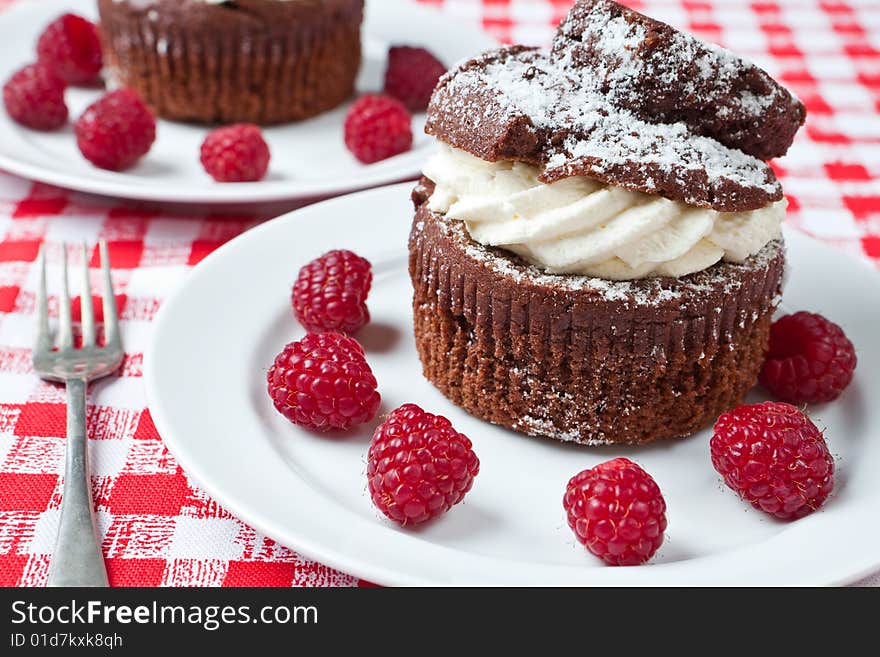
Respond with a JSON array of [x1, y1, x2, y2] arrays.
[[427, 47, 783, 213], [425, 0, 804, 213]]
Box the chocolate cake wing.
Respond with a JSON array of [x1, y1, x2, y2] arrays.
[[426, 47, 783, 212], [553, 0, 805, 160], [425, 46, 545, 164]]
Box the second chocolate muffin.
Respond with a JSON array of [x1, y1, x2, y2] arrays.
[[410, 179, 785, 446], [98, 0, 364, 125]]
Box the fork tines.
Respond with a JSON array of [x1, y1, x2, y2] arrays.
[[36, 241, 120, 352]]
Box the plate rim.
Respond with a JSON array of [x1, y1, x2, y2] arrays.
[[0, 0, 496, 204], [144, 182, 880, 586]]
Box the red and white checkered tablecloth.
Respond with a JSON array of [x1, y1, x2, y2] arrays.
[[1, 0, 878, 588]]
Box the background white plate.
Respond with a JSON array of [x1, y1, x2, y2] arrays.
[[145, 183, 880, 586], [0, 0, 495, 204]]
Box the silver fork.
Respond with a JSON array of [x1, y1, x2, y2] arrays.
[[34, 241, 123, 587]]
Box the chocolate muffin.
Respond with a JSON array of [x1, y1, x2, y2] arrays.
[[411, 178, 784, 446], [409, 0, 803, 446], [97, 0, 364, 125]]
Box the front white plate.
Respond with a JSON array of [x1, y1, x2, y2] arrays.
[[0, 0, 494, 203], [145, 183, 880, 586]]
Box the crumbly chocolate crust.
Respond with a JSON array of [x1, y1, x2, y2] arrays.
[[554, 0, 806, 161], [424, 0, 805, 212], [409, 179, 785, 445], [98, 0, 363, 125], [426, 47, 782, 213]]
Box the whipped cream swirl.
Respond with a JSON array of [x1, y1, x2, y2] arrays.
[[424, 145, 786, 280]]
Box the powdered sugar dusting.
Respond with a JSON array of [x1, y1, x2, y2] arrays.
[[554, 6, 782, 117], [463, 240, 644, 301], [514, 415, 612, 445], [448, 50, 780, 198]]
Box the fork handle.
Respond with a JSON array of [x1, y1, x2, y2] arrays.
[[48, 378, 109, 587]]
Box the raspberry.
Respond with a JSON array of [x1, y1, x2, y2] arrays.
[[759, 311, 857, 404], [266, 333, 381, 432], [75, 89, 156, 171], [367, 404, 480, 526], [3, 63, 68, 130], [343, 94, 412, 164], [711, 401, 834, 520], [200, 124, 271, 182], [383, 46, 447, 112], [292, 250, 372, 334], [563, 458, 667, 566], [37, 14, 103, 85]]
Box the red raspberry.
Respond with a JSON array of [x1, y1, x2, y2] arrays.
[[759, 311, 857, 404], [75, 89, 156, 171], [367, 404, 480, 526], [711, 401, 834, 520], [292, 250, 372, 334], [37, 14, 103, 85], [383, 46, 447, 112], [3, 63, 68, 130], [343, 94, 412, 164], [563, 458, 667, 566], [266, 333, 381, 432], [200, 124, 271, 183]]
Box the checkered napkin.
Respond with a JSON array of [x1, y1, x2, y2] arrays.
[[1, 0, 878, 587]]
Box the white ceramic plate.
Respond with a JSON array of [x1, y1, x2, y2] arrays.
[[145, 183, 880, 586], [0, 0, 494, 203]]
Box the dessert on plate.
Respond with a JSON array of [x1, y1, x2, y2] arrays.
[[97, 0, 364, 125], [409, 0, 805, 445]]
